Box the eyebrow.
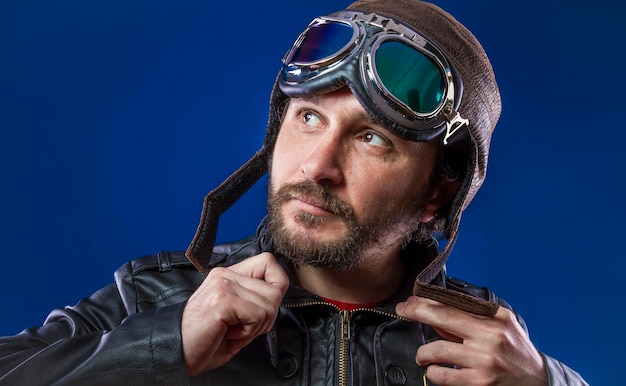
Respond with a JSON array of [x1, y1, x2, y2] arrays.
[[293, 95, 387, 127], [295, 94, 321, 106]]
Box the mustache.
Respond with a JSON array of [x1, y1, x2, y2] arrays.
[[272, 180, 354, 219]]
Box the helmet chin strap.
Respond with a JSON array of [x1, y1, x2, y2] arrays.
[[185, 147, 270, 273], [412, 215, 499, 317], [412, 150, 499, 317]]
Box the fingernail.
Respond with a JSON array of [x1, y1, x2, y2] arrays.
[[396, 302, 407, 313]]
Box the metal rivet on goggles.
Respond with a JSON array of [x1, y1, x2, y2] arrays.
[[279, 10, 468, 144]]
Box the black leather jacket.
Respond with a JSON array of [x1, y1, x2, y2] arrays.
[[0, 227, 588, 385]]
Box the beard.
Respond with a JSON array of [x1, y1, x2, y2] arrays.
[[266, 180, 428, 272]]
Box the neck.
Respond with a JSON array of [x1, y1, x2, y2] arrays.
[[293, 247, 405, 304]]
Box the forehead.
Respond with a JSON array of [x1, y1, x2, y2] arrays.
[[285, 87, 390, 130], [289, 90, 376, 120]]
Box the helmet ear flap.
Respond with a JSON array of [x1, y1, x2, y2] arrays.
[[186, 74, 289, 272], [185, 147, 271, 272]]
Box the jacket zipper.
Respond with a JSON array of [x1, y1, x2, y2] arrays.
[[284, 301, 409, 386], [338, 309, 351, 386]]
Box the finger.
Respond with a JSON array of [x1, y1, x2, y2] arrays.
[[254, 252, 290, 293], [215, 275, 282, 338], [396, 296, 489, 340], [230, 252, 289, 293], [190, 270, 279, 338], [182, 258, 286, 375], [224, 255, 289, 327], [424, 364, 484, 386], [226, 337, 254, 356], [433, 326, 462, 343], [417, 339, 487, 369], [194, 253, 288, 310], [219, 267, 286, 317], [192, 264, 285, 335]]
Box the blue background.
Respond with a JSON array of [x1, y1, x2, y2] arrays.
[[1, 1, 622, 384]]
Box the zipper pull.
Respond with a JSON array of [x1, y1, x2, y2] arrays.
[[340, 310, 351, 341]]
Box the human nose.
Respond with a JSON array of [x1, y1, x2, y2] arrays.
[[300, 134, 343, 186]]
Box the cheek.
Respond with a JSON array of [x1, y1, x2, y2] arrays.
[[270, 133, 300, 184], [351, 165, 431, 216]]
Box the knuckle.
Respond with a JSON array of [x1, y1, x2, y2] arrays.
[[248, 304, 267, 321], [258, 252, 276, 263], [438, 306, 457, 324], [206, 266, 232, 282], [270, 284, 288, 300], [427, 365, 451, 384], [432, 341, 449, 359], [485, 327, 509, 348], [418, 340, 450, 365]]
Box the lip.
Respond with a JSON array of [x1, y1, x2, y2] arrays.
[[291, 195, 333, 216]]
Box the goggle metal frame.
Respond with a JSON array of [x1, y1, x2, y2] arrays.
[[280, 10, 468, 144]]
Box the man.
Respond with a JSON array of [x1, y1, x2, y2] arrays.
[[0, 0, 588, 385]]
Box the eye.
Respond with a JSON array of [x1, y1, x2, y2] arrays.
[[360, 131, 390, 148], [302, 110, 322, 127]]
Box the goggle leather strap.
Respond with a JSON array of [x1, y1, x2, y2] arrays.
[[412, 219, 500, 318], [185, 147, 270, 273]]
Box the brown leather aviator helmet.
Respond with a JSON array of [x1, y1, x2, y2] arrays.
[[186, 0, 502, 316]]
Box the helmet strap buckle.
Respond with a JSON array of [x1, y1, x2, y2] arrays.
[[442, 109, 469, 145]]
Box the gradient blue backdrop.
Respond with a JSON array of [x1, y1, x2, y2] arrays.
[[1, 1, 622, 384]]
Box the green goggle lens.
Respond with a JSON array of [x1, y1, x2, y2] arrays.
[[374, 40, 445, 114]]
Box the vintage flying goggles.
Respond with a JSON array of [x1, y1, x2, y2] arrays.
[[279, 10, 469, 144]]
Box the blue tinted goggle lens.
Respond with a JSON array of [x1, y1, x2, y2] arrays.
[[374, 41, 445, 114], [290, 22, 354, 63]]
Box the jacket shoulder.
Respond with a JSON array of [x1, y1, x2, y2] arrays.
[[112, 236, 261, 313], [118, 235, 261, 275]]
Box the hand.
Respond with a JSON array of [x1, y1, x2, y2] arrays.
[[181, 252, 289, 376], [396, 296, 548, 386]]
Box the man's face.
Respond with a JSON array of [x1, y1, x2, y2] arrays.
[[267, 88, 442, 271]]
